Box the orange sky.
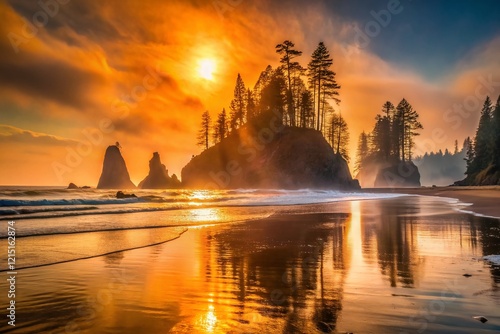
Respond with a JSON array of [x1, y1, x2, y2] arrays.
[[0, 0, 499, 186]]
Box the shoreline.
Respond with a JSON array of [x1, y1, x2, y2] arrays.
[[364, 186, 500, 219]]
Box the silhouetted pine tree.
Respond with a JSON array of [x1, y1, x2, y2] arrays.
[[299, 90, 314, 128], [328, 112, 349, 161], [229, 74, 246, 130], [197, 110, 211, 150], [276, 40, 303, 126], [464, 136, 475, 174], [395, 98, 422, 161], [213, 108, 228, 144], [246, 89, 256, 121], [471, 96, 493, 172], [308, 42, 340, 132], [355, 131, 369, 174], [259, 67, 287, 124], [493, 95, 500, 167]]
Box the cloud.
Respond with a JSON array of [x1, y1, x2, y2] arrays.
[[0, 0, 499, 185], [0, 124, 80, 146]]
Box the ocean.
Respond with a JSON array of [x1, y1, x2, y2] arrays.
[[1, 187, 500, 333]]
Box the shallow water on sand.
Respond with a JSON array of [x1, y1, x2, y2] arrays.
[[1, 196, 500, 333]]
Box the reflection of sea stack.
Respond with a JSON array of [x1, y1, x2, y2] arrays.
[[139, 152, 180, 189], [97, 145, 136, 189]]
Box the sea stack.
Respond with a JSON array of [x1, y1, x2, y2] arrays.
[[181, 125, 360, 190], [374, 161, 421, 188], [139, 152, 180, 189], [97, 144, 136, 189]]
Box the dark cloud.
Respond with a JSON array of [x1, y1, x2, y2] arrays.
[[6, 1, 124, 43], [0, 56, 106, 110]]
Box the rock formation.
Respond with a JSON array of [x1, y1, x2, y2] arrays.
[[97, 145, 136, 189], [139, 152, 181, 189], [181, 126, 360, 190], [374, 161, 421, 188], [116, 191, 137, 199], [67, 183, 91, 189]]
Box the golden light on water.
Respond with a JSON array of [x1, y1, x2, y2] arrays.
[[188, 208, 222, 222], [347, 201, 363, 265]]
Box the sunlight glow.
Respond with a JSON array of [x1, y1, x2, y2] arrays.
[[197, 58, 216, 80], [347, 201, 363, 265]]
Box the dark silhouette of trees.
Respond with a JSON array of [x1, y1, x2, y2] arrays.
[[213, 108, 229, 144], [494, 96, 500, 168], [246, 89, 256, 121], [464, 136, 474, 172], [463, 95, 500, 185], [299, 90, 314, 128], [253, 65, 273, 109], [197, 110, 211, 150], [355, 99, 423, 177], [229, 73, 247, 130], [276, 40, 303, 126], [355, 131, 369, 174], [472, 96, 493, 172], [327, 113, 349, 161], [259, 67, 287, 123], [308, 42, 340, 132], [395, 98, 422, 162]]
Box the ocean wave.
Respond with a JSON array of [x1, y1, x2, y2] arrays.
[[0, 206, 98, 216], [0, 205, 183, 221], [0, 197, 142, 207], [0, 194, 250, 208]]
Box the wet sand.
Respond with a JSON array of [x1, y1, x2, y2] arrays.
[[2, 197, 500, 333], [366, 186, 500, 218]]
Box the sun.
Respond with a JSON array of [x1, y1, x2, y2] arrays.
[[197, 58, 216, 81]]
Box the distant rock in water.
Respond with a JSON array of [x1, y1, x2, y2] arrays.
[[116, 191, 137, 199], [374, 161, 421, 188], [97, 145, 136, 189], [182, 125, 359, 190], [67, 183, 91, 189], [139, 152, 181, 189]]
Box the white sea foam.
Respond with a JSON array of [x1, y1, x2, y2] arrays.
[[483, 255, 500, 266]]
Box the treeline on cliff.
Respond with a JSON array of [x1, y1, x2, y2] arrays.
[[196, 40, 350, 162], [459, 95, 500, 185]]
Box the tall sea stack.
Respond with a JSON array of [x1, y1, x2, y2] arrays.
[[97, 145, 136, 189], [139, 152, 180, 189]]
